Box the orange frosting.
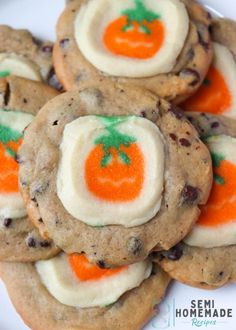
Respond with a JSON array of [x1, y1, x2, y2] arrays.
[[69, 254, 127, 281], [182, 66, 232, 115], [198, 159, 236, 227], [103, 16, 164, 59], [85, 143, 144, 202], [0, 139, 22, 194]]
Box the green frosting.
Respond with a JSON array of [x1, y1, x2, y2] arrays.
[[122, 0, 160, 34], [211, 152, 225, 185], [0, 124, 22, 158], [211, 152, 224, 168], [95, 116, 137, 167], [0, 70, 11, 78]]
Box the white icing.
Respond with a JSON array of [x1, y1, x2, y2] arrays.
[[0, 193, 26, 219], [184, 135, 236, 248], [0, 109, 34, 220], [212, 42, 236, 118], [57, 115, 165, 227], [206, 134, 236, 165], [0, 53, 42, 81], [74, 0, 189, 77], [184, 222, 236, 248], [36, 253, 152, 308], [0, 108, 34, 133]]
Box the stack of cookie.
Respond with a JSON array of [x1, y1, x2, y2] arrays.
[[0, 0, 235, 329]]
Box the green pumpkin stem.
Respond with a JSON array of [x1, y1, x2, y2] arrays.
[[0, 70, 11, 78], [0, 124, 22, 158], [95, 117, 136, 167], [211, 152, 225, 185], [122, 0, 161, 34]]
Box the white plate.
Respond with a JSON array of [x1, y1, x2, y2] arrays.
[[0, 1, 236, 329]]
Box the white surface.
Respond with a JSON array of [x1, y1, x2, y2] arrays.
[[0, 1, 236, 330]]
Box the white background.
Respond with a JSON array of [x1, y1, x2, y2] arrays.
[[0, 1, 236, 329]]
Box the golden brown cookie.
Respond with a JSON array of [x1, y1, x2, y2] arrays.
[[53, 0, 212, 103], [0, 261, 170, 330], [0, 25, 63, 91], [153, 121, 236, 289], [0, 76, 60, 262], [19, 83, 212, 267]]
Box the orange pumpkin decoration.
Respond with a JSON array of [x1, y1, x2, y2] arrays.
[[198, 153, 236, 227], [85, 117, 144, 202], [69, 254, 127, 281], [182, 66, 232, 115], [0, 125, 22, 194], [103, 0, 164, 59]]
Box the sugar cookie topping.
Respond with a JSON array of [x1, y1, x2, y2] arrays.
[[0, 53, 42, 81], [103, 0, 164, 60], [57, 115, 164, 227], [0, 109, 34, 220], [185, 135, 236, 248], [182, 43, 236, 118], [85, 116, 144, 202], [36, 252, 152, 308], [74, 0, 189, 77]]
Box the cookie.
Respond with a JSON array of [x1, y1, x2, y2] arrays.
[[0, 258, 170, 330], [19, 83, 212, 267], [0, 76, 60, 262], [154, 133, 236, 289], [182, 18, 236, 118], [53, 0, 212, 103], [153, 243, 236, 289], [0, 25, 62, 91], [187, 112, 236, 139]]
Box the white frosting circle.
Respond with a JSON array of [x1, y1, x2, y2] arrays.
[[0, 53, 42, 81], [184, 135, 236, 248], [57, 115, 165, 227], [36, 253, 152, 308], [74, 0, 189, 77], [0, 109, 34, 220]]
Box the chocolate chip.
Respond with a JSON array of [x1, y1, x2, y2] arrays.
[[23, 98, 28, 104], [180, 69, 201, 87], [15, 154, 23, 164], [127, 237, 143, 256], [47, 68, 63, 91], [169, 105, 185, 120], [38, 218, 43, 223], [179, 138, 191, 147], [169, 133, 177, 141], [181, 185, 199, 205], [40, 241, 51, 248], [41, 45, 53, 53], [52, 120, 58, 126], [211, 121, 219, 129], [60, 38, 70, 48], [166, 245, 183, 261], [3, 218, 12, 228], [97, 260, 106, 269], [27, 237, 36, 248], [140, 111, 147, 118], [219, 271, 224, 276]]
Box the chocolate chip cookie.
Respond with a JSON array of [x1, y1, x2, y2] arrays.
[[53, 0, 213, 103], [19, 83, 212, 266], [0, 76, 60, 262]]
